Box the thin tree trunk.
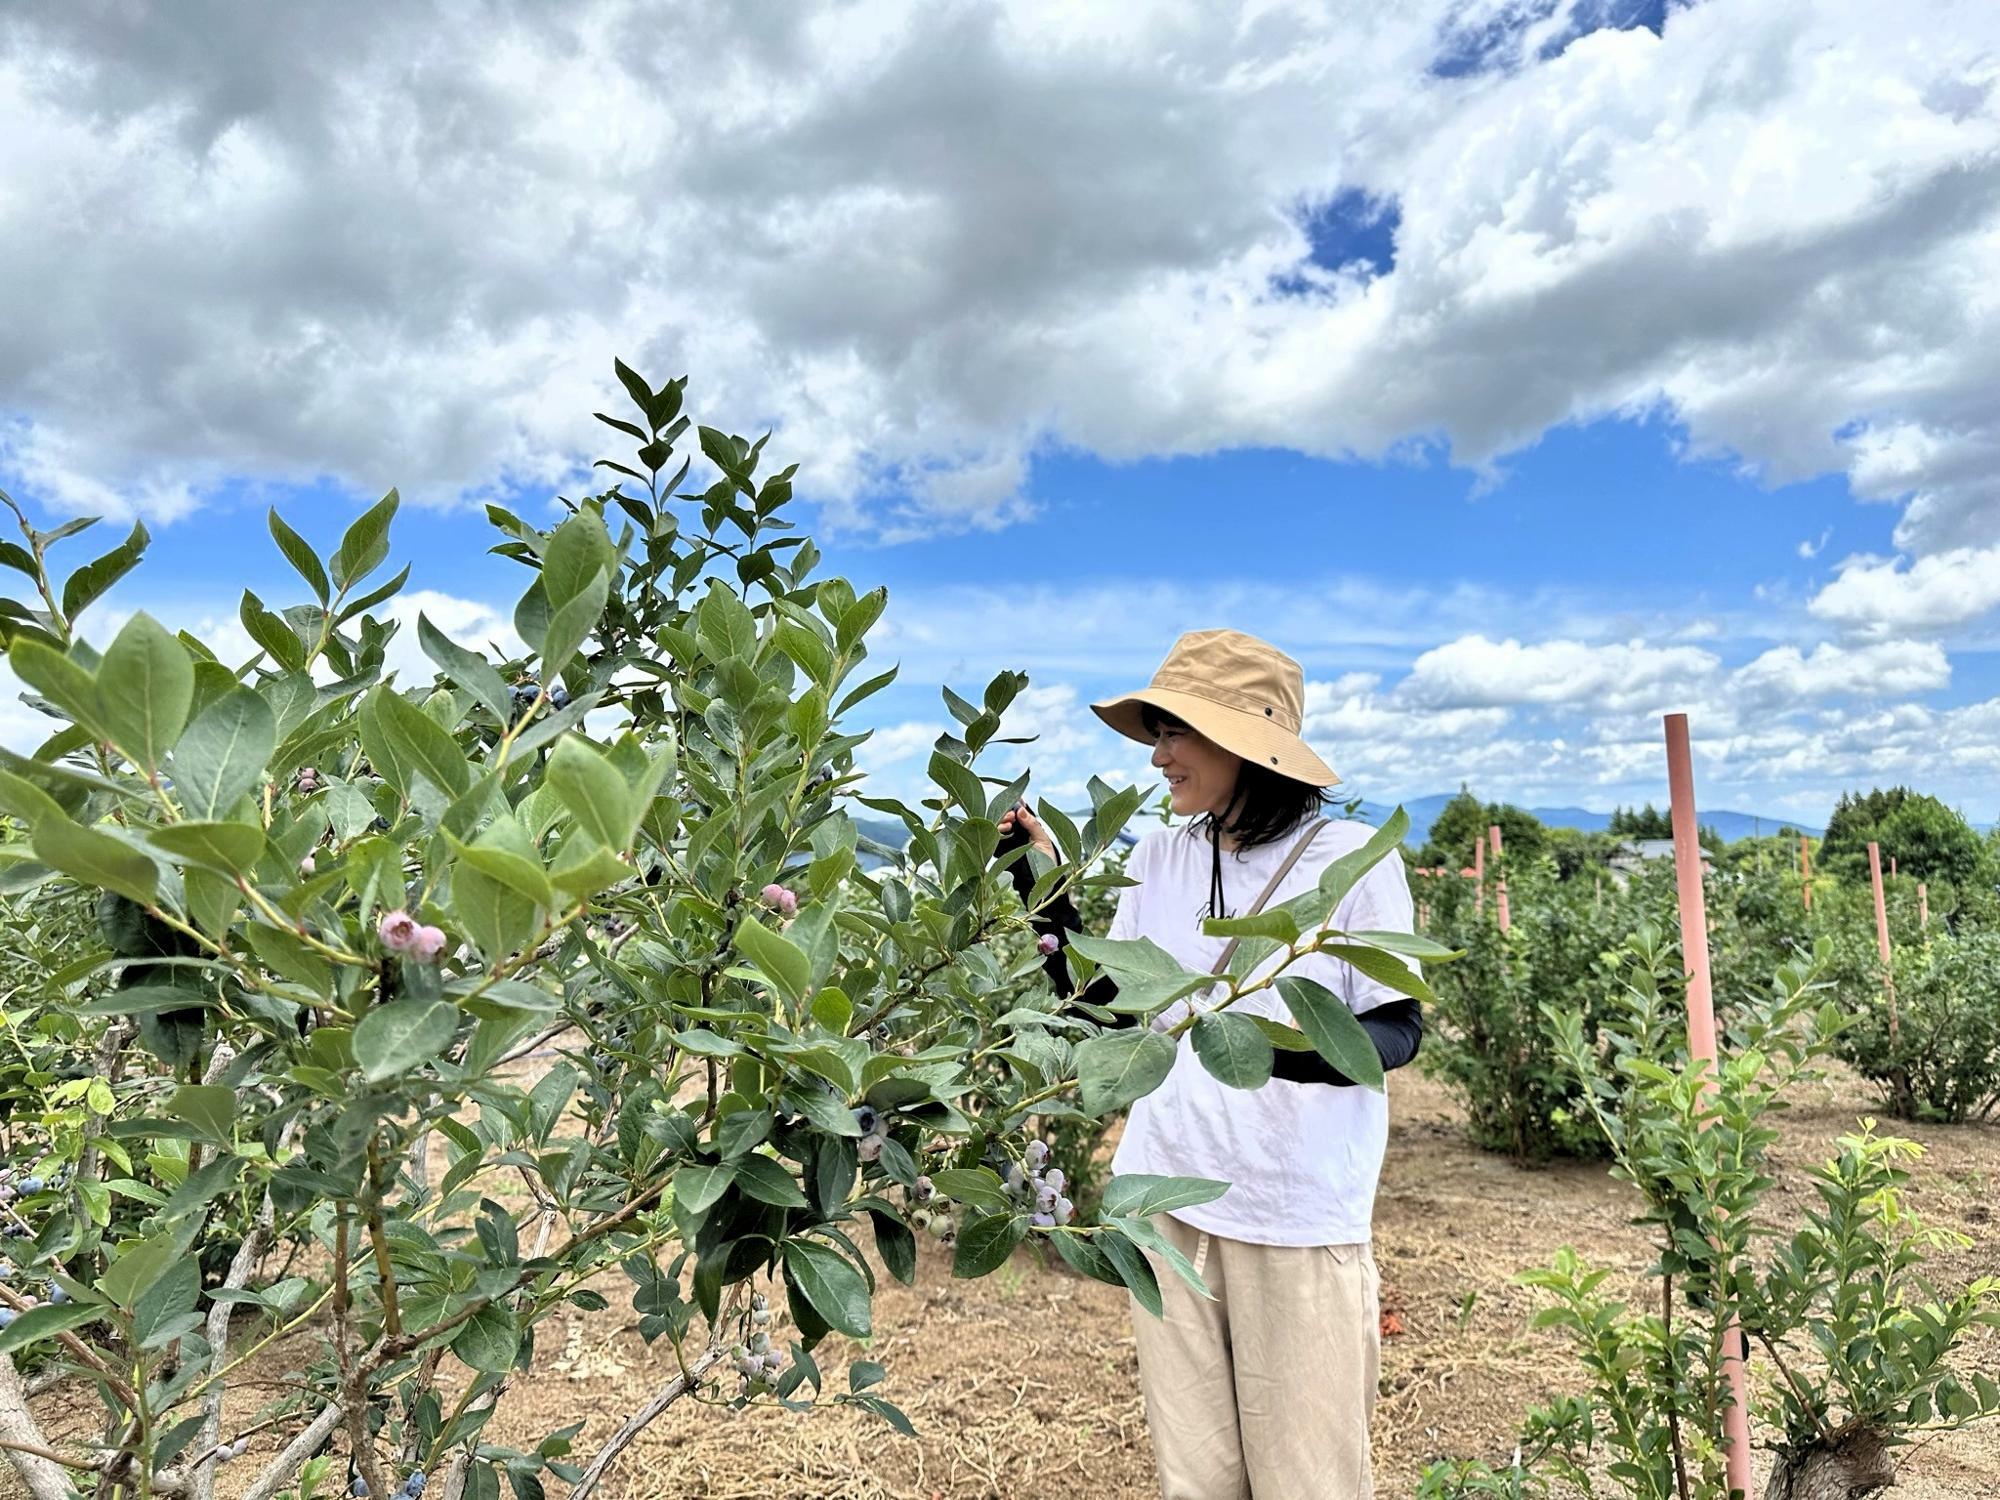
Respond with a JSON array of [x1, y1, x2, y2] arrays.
[[565, 1347, 727, 1500], [0, 1353, 74, 1500]]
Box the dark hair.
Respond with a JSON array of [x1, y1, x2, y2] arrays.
[[1140, 703, 1334, 918]]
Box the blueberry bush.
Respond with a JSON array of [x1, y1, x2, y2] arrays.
[[1419, 925, 2000, 1500], [0, 365, 1427, 1499]]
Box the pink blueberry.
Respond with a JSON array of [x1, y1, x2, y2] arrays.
[[1037, 933, 1060, 955], [377, 909, 421, 953], [412, 925, 448, 963]]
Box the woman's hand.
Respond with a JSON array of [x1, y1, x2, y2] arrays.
[[996, 801, 1058, 863]]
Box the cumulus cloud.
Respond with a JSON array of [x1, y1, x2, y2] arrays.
[[1395, 634, 1718, 710], [1807, 546, 2000, 637], [0, 0, 1995, 573]]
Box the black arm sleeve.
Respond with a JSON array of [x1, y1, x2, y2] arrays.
[[1003, 838, 1424, 1088]]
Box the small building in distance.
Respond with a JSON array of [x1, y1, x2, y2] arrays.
[[1607, 837, 1714, 886]]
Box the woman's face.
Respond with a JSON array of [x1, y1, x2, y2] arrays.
[[1149, 717, 1242, 819]]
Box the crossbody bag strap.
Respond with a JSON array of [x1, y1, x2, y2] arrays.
[[1207, 819, 1329, 978]]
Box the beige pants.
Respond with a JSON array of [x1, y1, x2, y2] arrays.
[[1130, 1214, 1380, 1500]]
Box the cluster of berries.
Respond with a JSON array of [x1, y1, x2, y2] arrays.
[[729, 1293, 784, 1387], [212, 1437, 252, 1464], [377, 909, 447, 963], [349, 1469, 426, 1497], [759, 882, 799, 918], [1005, 1139, 1073, 1227], [0, 1265, 71, 1329], [851, 1105, 887, 1163], [508, 681, 571, 721], [296, 765, 323, 795], [905, 1173, 957, 1245], [0, 1164, 67, 1203]]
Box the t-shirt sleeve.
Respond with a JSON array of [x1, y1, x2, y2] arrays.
[[1106, 835, 1149, 942], [1289, 842, 1419, 1016]]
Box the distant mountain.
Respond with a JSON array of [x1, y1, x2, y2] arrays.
[[1344, 796, 1822, 849]]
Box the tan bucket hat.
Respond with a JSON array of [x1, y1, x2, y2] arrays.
[[1091, 629, 1340, 787]]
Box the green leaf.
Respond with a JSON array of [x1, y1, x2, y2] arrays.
[[364, 686, 470, 799], [546, 735, 634, 849], [782, 1239, 871, 1338], [1315, 808, 1409, 910], [1098, 1229, 1163, 1318], [541, 510, 616, 611], [930, 1167, 1014, 1215], [332, 489, 399, 591], [674, 1162, 736, 1216], [419, 613, 512, 724], [170, 686, 275, 820], [1191, 1011, 1274, 1089], [537, 567, 610, 678], [1201, 908, 1300, 944], [451, 1302, 520, 1373], [61, 519, 149, 620], [1275, 976, 1384, 1090], [810, 986, 853, 1034], [354, 999, 457, 1083], [73, 984, 217, 1018], [31, 814, 158, 906], [1346, 929, 1464, 962], [0, 1300, 99, 1355], [239, 590, 306, 672], [147, 820, 266, 877], [1100, 1174, 1230, 1219], [1247, 1016, 1318, 1052], [1074, 1028, 1178, 1115], [1320, 942, 1434, 1005], [167, 1083, 235, 1143], [735, 915, 811, 1008], [7, 636, 109, 740], [97, 612, 193, 773], [131, 1256, 200, 1350], [449, 817, 554, 910], [926, 751, 986, 817], [267, 510, 329, 603], [952, 1212, 1026, 1277], [734, 1154, 810, 1208]]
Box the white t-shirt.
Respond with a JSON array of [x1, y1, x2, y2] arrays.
[[1106, 816, 1417, 1247]]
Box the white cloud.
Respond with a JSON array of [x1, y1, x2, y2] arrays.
[[1395, 634, 1718, 710], [1727, 639, 1950, 707], [1807, 546, 2000, 637], [1797, 528, 1830, 560], [0, 0, 1995, 568]]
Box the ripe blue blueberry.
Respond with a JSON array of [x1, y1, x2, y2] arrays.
[[852, 1105, 879, 1135], [1044, 1168, 1065, 1193], [0, 1310, 15, 1329], [404, 1470, 428, 1495], [352, 1475, 370, 1497], [47, 1284, 69, 1305], [1031, 1211, 1055, 1228], [549, 686, 571, 710]]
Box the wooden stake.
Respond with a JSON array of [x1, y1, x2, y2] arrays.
[[1868, 841, 1898, 1047], [1663, 713, 1755, 1500]]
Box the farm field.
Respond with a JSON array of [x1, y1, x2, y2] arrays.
[[19, 1065, 1988, 1500]]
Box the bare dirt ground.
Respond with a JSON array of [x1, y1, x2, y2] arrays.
[[14, 1065, 2000, 1499]]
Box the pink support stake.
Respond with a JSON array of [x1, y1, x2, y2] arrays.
[[1868, 841, 1899, 1047], [1489, 824, 1510, 932], [1663, 714, 1756, 1500]]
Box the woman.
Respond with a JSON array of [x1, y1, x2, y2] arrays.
[[997, 628, 1421, 1500]]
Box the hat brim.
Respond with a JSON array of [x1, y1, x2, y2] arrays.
[[1090, 687, 1341, 788]]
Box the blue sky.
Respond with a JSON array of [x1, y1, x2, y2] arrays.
[[3, 0, 1998, 830]]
